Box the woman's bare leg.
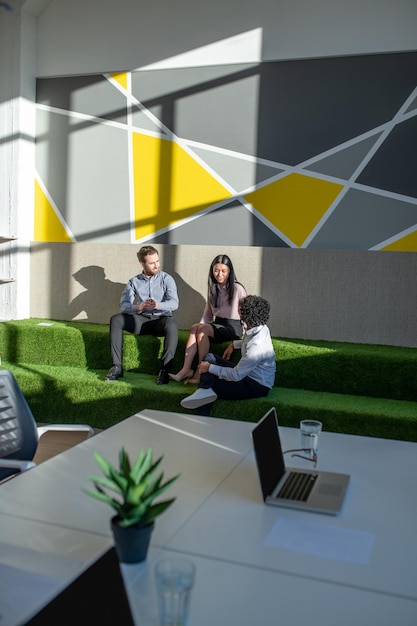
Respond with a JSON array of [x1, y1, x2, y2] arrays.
[[187, 324, 215, 384], [197, 324, 214, 362], [172, 324, 199, 379]]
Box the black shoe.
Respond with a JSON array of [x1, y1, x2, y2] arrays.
[[156, 369, 169, 385], [105, 365, 123, 381]]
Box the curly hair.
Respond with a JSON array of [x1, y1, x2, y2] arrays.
[[239, 295, 270, 328], [207, 254, 244, 307]]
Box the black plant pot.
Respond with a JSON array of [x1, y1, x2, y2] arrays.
[[111, 516, 155, 564]]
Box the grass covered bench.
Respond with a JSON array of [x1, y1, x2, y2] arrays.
[[1, 318, 416, 441]]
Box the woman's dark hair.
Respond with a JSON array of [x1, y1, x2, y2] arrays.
[[208, 254, 240, 307], [239, 295, 270, 328]]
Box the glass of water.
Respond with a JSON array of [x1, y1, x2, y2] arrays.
[[300, 419, 322, 453], [155, 557, 196, 626]]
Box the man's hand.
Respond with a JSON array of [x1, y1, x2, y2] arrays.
[[143, 298, 158, 311], [222, 343, 234, 360]]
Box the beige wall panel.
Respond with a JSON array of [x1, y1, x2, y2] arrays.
[[30, 242, 417, 347]]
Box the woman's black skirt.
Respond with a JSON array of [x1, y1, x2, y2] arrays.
[[210, 317, 243, 342]]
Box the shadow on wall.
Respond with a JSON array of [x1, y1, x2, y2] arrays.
[[67, 263, 206, 330], [159, 243, 206, 329], [68, 266, 125, 323], [169, 270, 205, 330]]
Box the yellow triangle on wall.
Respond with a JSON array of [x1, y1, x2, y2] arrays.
[[132, 133, 232, 241], [244, 173, 343, 247], [34, 180, 72, 242], [110, 72, 128, 90], [382, 230, 417, 252]]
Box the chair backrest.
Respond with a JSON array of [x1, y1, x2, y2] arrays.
[[0, 370, 39, 481]]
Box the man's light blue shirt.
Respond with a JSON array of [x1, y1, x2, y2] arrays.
[[119, 271, 179, 317]]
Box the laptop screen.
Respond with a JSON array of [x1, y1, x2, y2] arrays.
[[252, 408, 286, 500], [26, 547, 134, 625]]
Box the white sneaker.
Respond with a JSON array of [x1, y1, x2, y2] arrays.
[[180, 387, 217, 409]]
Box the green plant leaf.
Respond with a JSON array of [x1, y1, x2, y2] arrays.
[[149, 474, 180, 500], [107, 465, 129, 491], [141, 455, 163, 483], [86, 474, 124, 495], [126, 482, 147, 504], [93, 452, 114, 477], [118, 515, 147, 528], [141, 473, 162, 498], [119, 447, 132, 475], [126, 501, 146, 519], [132, 448, 154, 484], [141, 498, 176, 525], [84, 447, 180, 524], [83, 488, 122, 512], [130, 448, 147, 482]]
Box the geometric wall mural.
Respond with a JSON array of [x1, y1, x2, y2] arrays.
[[35, 52, 417, 250]]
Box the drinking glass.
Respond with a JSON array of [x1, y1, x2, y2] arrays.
[[300, 419, 322, 453], [155, 557, 196, 626]]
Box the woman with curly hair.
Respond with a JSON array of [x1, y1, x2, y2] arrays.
[[169, 254, 246, 384], [180, 295, 276, 413]]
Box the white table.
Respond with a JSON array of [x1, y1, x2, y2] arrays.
[[0, 409, 253, 543], [167, 428, 417, 600], [1, 409, 416, 625], [126, 547, 417, 626], [0, 515, 112, 626]]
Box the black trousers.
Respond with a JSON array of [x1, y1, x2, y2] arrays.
[[193, 352, 269, 415], [109, 313, 178, 370]]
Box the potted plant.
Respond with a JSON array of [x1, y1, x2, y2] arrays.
[[84, 447, 179, 563]]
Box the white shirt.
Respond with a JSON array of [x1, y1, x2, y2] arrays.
[[208, 324, 276, 388]]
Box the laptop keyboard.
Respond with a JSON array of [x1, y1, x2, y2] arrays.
[[278, 472, 318, 501]]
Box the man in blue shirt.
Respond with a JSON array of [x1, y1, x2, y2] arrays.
[[105, 245, 179, 384], [180, 295, 276, 412]]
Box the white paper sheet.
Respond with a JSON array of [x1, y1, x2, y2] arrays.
[[263, 517, 375, 565]]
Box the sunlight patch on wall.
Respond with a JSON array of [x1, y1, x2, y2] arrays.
[[138, 28, 263, 70], [132, 132, 232, 241]]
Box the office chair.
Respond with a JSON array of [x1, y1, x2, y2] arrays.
[[0, 369, 94, 482]]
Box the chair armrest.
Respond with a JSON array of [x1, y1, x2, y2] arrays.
[[0, 459, 37, 473], [37, 424, 95, 438]]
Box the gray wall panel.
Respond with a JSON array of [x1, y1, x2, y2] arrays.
[[37, 75, 128, 123], [358, 116, 417, 198], [310, 190, 417, 249]]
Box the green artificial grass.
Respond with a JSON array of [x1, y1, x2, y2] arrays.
[[1, 318, 416, 442], [277, 338, 417, 401], [1, 318, 416, 400], [2, 361, 416, 442]]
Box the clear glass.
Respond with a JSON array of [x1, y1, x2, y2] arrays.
[[155, 558, 196, 626], [300, 419, 322, 453]]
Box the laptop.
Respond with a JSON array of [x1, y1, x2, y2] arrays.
[[26, 547, 134, 625], [251, 408, 350, 515]]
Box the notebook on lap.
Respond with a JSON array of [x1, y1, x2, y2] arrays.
[[251, 408, 349, 515]]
